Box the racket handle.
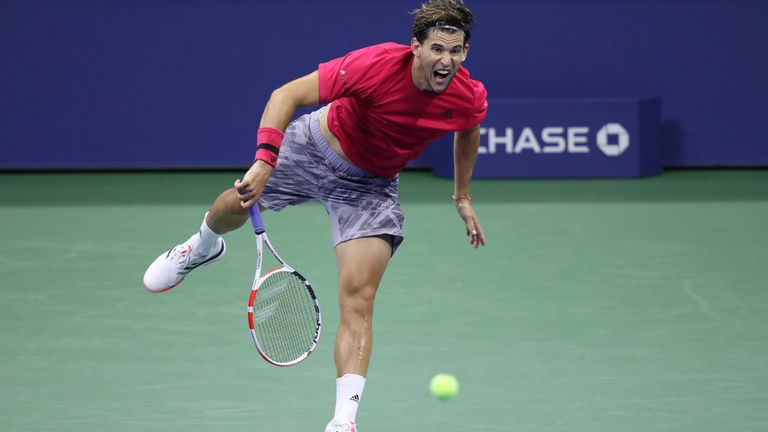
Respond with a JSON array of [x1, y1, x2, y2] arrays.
[[248, 206, 266, 234]]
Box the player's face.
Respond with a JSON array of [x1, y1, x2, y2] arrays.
[[411, 30, 468, 93]]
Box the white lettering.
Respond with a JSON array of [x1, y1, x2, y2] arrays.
[[478, 128, 488, 154], [487, 127, 514, 154], [541, 127, 565, 154], [480, 125, 629, 156], [515, 128, 541, 153], [567, 127, 590, 153]]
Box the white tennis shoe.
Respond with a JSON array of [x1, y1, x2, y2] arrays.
[[324, 419, 357, 432], [143, 236, 226, 293]]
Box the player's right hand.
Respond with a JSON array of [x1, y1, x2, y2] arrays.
[[235, 161, 274, 208]]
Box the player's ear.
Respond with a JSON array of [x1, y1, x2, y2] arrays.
[[411, 37, 421, 57], [462, 43, 469, 62]]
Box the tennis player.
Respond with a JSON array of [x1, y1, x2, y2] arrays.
[[143, 1, 486, 430]]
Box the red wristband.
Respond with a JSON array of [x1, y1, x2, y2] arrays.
[[255, 146, 279, 168], [254, 127, 285, 168]]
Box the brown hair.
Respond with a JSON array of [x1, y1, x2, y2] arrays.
[[411, 0, 476, 43]]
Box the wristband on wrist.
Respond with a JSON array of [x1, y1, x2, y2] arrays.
[[452, 194, 472, 202], [254, 127, 285, 168]]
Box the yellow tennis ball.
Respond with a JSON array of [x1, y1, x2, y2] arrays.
[[430, 373, 459, 400]]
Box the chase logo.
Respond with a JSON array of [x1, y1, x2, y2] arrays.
[[596, 123, 630, 156], [478, 123, 631, 157]]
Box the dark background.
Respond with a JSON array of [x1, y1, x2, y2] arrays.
[[2, 0, 766, 169]]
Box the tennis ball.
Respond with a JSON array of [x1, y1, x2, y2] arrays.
[[429, 373, 459, 400]]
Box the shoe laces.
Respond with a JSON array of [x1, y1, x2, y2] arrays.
[[168, 243, 194, 268]]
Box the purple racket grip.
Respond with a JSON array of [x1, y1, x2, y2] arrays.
[[248, 206, 265, 234]]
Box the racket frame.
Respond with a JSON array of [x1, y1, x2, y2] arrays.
[[246, 206, 322, 367]]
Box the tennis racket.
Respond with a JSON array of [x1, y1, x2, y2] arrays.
[[246, 206, 322, 367]]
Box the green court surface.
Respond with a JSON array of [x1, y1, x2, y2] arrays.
[[1, 170, 767, 431]]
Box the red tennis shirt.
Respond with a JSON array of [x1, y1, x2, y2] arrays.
[[318, 43, 488, 178]]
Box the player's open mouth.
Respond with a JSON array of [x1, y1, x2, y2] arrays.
[[433, 69, 451, 83]]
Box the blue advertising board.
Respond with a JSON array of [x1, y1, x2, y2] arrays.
[[430, 98, 661, 179], [2, 2, 766, 170]]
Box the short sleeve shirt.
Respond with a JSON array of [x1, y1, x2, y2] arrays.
[[318, 43, 488, 178]]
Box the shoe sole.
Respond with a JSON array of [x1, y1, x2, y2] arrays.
[[143, 240, 227, 293]]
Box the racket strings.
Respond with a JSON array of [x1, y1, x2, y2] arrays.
[[252, 270, 318, 363]]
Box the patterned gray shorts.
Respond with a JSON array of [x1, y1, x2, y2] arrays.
[[258, 109, 405, 253]]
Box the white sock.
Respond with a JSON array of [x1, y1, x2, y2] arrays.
[[334, 374, 366, 422], [195, 212, 220, 252]]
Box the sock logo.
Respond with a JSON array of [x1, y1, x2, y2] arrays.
[[349, 394, 360, 403]]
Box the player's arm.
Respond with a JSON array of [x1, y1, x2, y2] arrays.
[[453, 124, 486, 248], [260, 70, 321, 130], [236, 71, 321, 208]]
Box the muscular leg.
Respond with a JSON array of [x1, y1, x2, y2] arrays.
[[333, 235, 392, 377], [205, 188, 249, 234]]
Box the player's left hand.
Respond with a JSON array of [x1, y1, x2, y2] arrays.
[[455, 199, 486, 248]]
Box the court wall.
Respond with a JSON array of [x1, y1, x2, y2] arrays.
[[1, 0, 766, 169]]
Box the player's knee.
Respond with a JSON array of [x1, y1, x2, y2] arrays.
[[340, 282, 377, 317], [223, 188, 244, 207]]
